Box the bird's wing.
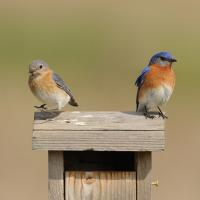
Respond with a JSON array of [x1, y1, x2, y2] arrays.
[[53, 73, 74, 98], [53, 73, 78, 106], [135, 66, 150, 87], [135, 66, 151, 111]]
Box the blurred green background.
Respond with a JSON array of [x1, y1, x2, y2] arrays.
[[0, 0, 199, 200]]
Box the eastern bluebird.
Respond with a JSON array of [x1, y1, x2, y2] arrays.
[[135, 52, 176, 119], [28, 60, 78, 111]]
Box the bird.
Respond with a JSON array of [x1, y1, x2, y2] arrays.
[[135, 51, 176, 119], [28, 60, 78, 111]]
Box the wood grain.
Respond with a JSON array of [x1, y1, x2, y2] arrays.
[[34, 111, 164, 131], [32, 111, 165, 151], [65, 171, 136, 200], [48, 151, 64, 200], [33, 130, 164, 151], [135, 152, 152, 200]]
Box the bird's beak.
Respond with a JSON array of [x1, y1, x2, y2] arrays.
[[29, 70, 34, 75], [29, 65, 36, 74], [170, 58, 177, 62]]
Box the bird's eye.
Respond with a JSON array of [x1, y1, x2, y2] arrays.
[[160, 57, 165, 61], [39, 65, 43, 69]]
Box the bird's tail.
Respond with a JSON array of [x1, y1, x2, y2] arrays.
[[69, 97, 79, 107]]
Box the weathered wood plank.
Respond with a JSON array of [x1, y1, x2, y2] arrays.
[[34, 111, 164, 131], [33, 130, 164, 151], [48, 151, 64, 200], [33, 112, 165, 151], [65, 171, 136, 200], [135, 152, 152, 200]]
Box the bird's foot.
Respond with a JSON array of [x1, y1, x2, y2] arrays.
[[157, 106, 168, 119], [158, 112, 168, 119], [144, 112, 155, 119], [34, 104, 47, 112]]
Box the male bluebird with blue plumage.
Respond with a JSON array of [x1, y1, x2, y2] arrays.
[[28, 60, 78, 111], [135, 51, 176, 119]]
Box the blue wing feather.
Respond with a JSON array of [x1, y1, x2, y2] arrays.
[[135, 66, 150, 111], [135, 66, 150, 87]]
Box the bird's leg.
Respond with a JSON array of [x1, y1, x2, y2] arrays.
[[144, 106, 155, 119], [34, 104, 47, 112], [157, 106, 168, 119]]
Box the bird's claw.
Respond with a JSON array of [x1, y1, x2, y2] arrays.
[[34, 104, 47, 112], [144, 112, 155, 119]]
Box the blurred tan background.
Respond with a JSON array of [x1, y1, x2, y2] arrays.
[[0, 0, 199, 199]]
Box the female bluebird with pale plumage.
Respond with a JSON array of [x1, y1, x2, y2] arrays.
[[135, 52, 176, 119], [28, 60, 78, 111]]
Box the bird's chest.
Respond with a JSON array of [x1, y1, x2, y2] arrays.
[[139, 66, 175, 108], [145, 66, 175, 88], [145, 84, 173, 107], [29, 75, 69, 109]]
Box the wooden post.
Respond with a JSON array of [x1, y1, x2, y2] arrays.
[[135, 152, 152, 200], [32, 111, 165, 200], [48, 151, 64, 200]]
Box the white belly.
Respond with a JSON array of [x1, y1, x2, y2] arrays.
[[34, 89, 70, 110], [138, 84, 173, 111]]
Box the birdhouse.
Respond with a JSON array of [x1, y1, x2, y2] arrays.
[[32, 111, 164, 200]]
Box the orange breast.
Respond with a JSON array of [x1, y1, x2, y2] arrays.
[[29, 69, 58, 94], [139, 64, 175, 98]]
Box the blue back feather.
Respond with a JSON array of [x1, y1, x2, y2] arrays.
[[135, 66, 150, 111], [135, 66, 150, 87]]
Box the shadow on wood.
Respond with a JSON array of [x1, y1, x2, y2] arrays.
[[64, 151, 135, 171]]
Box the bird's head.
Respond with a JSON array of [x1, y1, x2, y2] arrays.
[[149, 51, 177, 67], [29, 60, 49, 76]]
